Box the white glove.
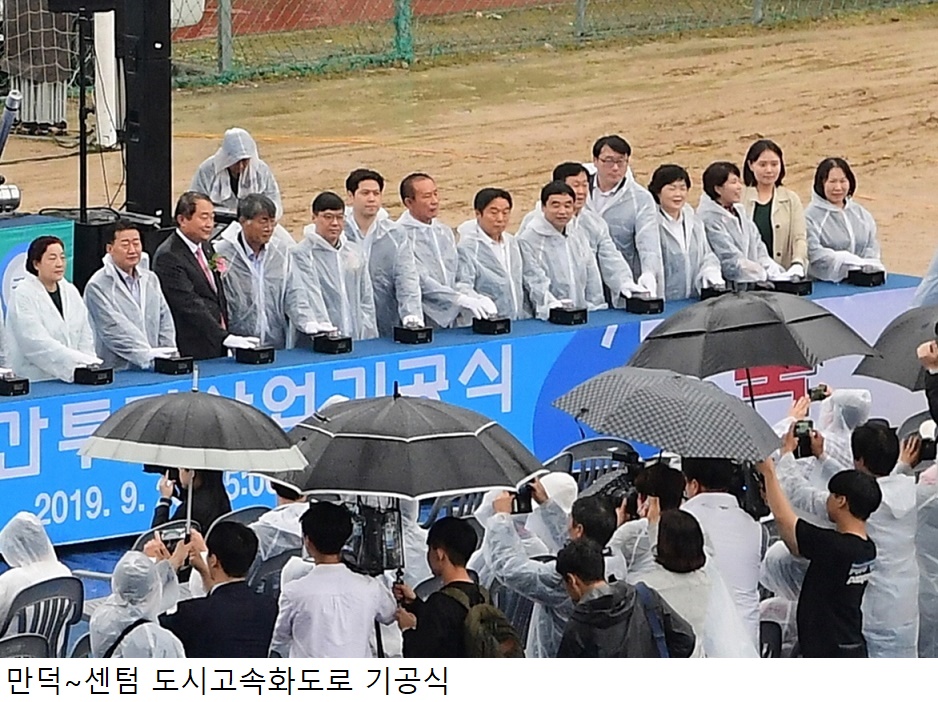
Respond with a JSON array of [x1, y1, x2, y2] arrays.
[[548, 298, 574, 310], [619, 280, 647, 299], [764, 260, 787, 280], [840, 252, 867, 270], [76, 353, 104, 367], [147, 347, 178, 360], [0, 367, 13, 378], [302, 321, 337, 335], [401, 315, 424, 328], [223, 335, 260, 350], [860, 258, 886, 272], [477, 295, 498, 319], [738, 260, 768, 283], [700, 268, 725, 288], [786, 263, 805, 279], [457, 294, 488, 320], [636, 272, 658, 298]]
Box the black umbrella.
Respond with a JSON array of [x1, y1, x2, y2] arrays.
[[628, 290, 878, 405], [264, 391, 544, 501], [554, 367, 780, 462], [854, 305, 938, 392], [79, 390, 307, 472]]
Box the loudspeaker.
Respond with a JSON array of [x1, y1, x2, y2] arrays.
[[120, 0, 173, 226]]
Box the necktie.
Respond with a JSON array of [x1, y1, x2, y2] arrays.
[[195, 247, 216, 292], [195, 247, 226, 330]]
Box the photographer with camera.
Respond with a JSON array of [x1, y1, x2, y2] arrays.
[[681, 457, 764, 648], [918, 337, 938, 424], [484, 486, 624, 658], [150, 468, 232, 533], [608, 461, 686, 581], [769, 421, 918, 657], [270, 502, 397, 658]]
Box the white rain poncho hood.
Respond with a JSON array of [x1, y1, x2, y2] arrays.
[[0, 513, 71, 630], [190, 128, 284, 219], [214, 223, 291, 349], [286, 228, 378, 341], [4, 274, 97, 382], [84, 253, 176, 370], [252, 502, 308, 562], [524, 472, 578, 553], [516, 208, 607, 320], [657, 204, 724, 300], [396, 211, 462, 329], [586, 167, 665, 292], [697, 194, 775, 284], [0, 512, 57, 568], [817, 389, 872, 474], [455, 220, 529, 321], [345, 209, 423, 337], [804, 193, 881, 282], [89, 552, 184, 658]]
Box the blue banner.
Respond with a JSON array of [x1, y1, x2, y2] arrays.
[[0, 276, 922, 544]]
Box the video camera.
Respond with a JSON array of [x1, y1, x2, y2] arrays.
[[341, 498, 404, 577], [579, 446, 647, 520], [729, 462, 770, 521]]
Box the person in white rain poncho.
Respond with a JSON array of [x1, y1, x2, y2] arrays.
[[89, 552, 185, 658], [469, 472, 579, 589], [190, 128, 293, 247], [213, 194, 291, 349], [585, 135, 664, 296], [548, 162, 648, 305], [4, 236, 99, 382], [517, 181, 607, 320], [698, 162, 788, 285], [805, 157, 884, 282], [396, 173, 497, 328], [0, 513, 71, 631], [455, 188, 529, 321], [484, 487, 626, 658], [647, 164, 725, 300], [344, 169, 424, 336], [287, 192, 377, 341], [251, 483, 309, 563], [84, 220, 176, 370], [771, 421, 919, 657], [912, 247, 938, 307]]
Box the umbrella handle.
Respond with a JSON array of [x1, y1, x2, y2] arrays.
[[745, 368, 757, 410]]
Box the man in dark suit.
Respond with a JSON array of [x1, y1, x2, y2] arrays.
[[920, 336, 938, 423], [160, 522, 277, 658], [153, 191, 259, 360]]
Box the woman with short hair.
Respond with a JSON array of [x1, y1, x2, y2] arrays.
[[4, 236, 99, 382], [804, 157, 884, 282]]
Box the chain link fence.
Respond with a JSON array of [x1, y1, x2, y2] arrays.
[[168, 0, 936, 86]]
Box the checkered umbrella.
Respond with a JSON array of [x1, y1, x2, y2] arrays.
[[854, 305, 938, 392], [554, 367, 780, 462], [628, 290, 877, 378]]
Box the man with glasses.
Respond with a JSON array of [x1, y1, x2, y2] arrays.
[[85, 219, 177, 370], [586, 135, 664, 297], [286, 191, 378, 341]]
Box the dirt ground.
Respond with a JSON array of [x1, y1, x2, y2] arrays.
[[5, 10, 938, 275]]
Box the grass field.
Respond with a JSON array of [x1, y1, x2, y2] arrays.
[[4, 5, 938, 277]]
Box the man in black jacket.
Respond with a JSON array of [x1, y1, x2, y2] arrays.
[[394, 517, 486, 657], [919, 338, 938, 422], [555, 540, 695, 658], [160, 522, 277, 658], [152, 191, 259, 360]]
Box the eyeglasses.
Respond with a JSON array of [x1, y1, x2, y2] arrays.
[[317, 213, 345, 223], [598, 157, 627, 167]]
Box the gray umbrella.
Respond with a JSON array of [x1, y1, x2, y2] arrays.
[[854, 305, 938, 392], [628, 290, 878, 378], [554, 367, 780, 462], [263, 391, 544, 501], [79, 391, 307, 472]]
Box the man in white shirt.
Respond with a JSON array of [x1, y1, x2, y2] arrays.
[[271, 501, 397, 658], [681, 457, 763, 648]]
